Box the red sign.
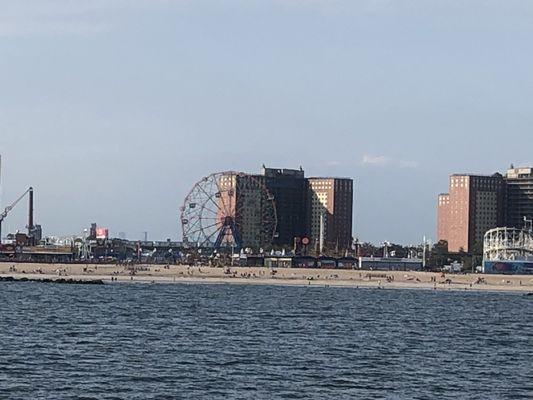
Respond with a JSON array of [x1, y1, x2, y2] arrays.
[[96, 228, 109, 239], [301, 237, 310, 246]]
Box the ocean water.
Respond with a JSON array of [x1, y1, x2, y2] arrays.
[[0, 282, 531, 400]]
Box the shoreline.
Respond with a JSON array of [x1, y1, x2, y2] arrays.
[[1, 262, 532, 293]]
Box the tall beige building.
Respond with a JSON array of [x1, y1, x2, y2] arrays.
[[307, 177, 353, 251]]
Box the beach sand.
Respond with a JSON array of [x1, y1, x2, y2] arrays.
[[1, 262, 533, 292]]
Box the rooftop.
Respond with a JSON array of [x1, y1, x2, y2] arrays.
[[450, 173, 503, 178], [506, 167, 533, 178], [261, 166, 305, 178], [308, 177, 353, 181]]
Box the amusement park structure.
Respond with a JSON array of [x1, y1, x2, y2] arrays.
[[180, 171, 277, 250], [483, 225, 533, 262], [482, 219, 533, 274]]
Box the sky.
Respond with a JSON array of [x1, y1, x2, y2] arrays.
[[1, 0, 532, 244]]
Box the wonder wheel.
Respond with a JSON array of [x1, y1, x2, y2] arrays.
[[180, 171, 277, 250]]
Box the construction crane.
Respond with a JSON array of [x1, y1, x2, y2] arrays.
[[0, 187, 33, 243]]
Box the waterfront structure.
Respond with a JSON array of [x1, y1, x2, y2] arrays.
[[504, 167, 533, 229], [256, 167, 307, 247], [358, 256, 423, 271], [307, 177, 353, 252], [437, 174, 505, 253], [233, 254, 421, 270]]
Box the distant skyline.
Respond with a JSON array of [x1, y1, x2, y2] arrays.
[[1, 0, 532, 244]]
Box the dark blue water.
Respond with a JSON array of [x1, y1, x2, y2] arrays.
[[0, 282, 531, 399]]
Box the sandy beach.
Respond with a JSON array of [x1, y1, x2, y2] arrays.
[[1, 262, 532, 292]]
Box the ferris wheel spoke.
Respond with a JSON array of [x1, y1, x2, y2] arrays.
[[187, 220, 223, 237], [213, 177, 232, 217], [200, 206, 220, 217], [198, 226, 221, 247], [197, 184, 224, 214], [187, 225, 217, 238], [203, 224, 225, 245], [201, 220, 224, 231], [207, 173, 227, 215], [186, 212, 206, 226], [184, 219, 202, 234], [227, 187, 235, 218]]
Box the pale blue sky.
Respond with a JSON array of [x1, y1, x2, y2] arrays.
[[1, 0, 532, 244]]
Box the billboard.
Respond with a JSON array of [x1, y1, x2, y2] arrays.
[[483, 261, 533, 275], [96, 228, 109, 240]]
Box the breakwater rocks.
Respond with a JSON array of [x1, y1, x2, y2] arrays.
[[0, 276, 104, 285]]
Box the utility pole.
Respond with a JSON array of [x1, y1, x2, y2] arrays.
[[0, 155, 2, 244], [0, 154, 2, 205], [353, 237, 360, 257], [524, 217, 532, 232], [383, 241, 390, 258], [422, 236, 427, 269], [319, 212, 325, 256], [28, 187, 34, 244]]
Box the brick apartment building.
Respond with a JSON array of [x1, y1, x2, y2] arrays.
[[437, 174, 505, 253], [438, 166, 533, 253], [437, 193, 450, 242]]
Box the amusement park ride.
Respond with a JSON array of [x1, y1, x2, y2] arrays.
[[180, 171, 277, 251], [483, 219, 533, 262]]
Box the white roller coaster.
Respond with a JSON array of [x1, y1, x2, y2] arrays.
[[483, 226, 533, 261]]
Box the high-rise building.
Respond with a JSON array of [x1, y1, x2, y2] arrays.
[[437, 193, 450, 242], [307, 177, 353, 251], [437, 174, 505, 253], [257, 167, 307, 247], [505, 167, 533, 229], [212, 168, 355, 251]]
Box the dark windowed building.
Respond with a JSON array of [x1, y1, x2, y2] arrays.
[[505, 167, 533, 229], [257, 167, 308, 247]]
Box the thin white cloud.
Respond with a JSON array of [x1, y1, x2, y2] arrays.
[[397, 159, 420, 168], [0, 0, 169, 37], [0, 19, 109, 37], [325, 160, 342, 166], [361, 154, 389, 166], [361, 154, 419, 168]]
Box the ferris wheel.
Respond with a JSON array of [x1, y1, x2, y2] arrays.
[[180, 171, 277, 250]]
